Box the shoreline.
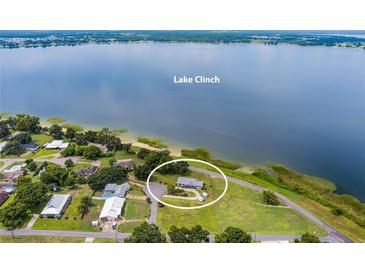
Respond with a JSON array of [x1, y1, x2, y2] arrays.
[[37, 116, 365, 203]]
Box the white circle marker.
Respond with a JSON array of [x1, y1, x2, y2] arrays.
[[146, 158, 228, 210]]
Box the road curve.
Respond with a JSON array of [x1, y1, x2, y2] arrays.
[[189, 166, 352, 243]]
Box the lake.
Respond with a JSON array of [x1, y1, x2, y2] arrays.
[[1, 43, 365, 201]]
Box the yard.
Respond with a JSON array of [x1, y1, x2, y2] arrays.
[[157, 182, 327, 235], [31, 134, 53, 145], [117, 221, 143, 233], [99, 150, 144, 168], [30, 148, 60, 158], [0, 236, 85, 243], [123, 199, 150, 220], [32, 185, 103, 232]]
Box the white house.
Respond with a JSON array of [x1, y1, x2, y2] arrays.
[[0, 141, 8, 152], [40, 194, 71, 218], [4, 164, 26, 172], [44, 140, 69, 150], [99, 197, 125, 222]]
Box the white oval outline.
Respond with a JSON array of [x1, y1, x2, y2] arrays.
[[146, 158, 228, 210]]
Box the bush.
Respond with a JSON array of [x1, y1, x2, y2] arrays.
[[263, 191, 280, 206]]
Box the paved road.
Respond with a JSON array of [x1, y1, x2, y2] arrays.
[[190, 166, 352, 243], [0, 157, 81, 169], [0, 229, 131, 241]]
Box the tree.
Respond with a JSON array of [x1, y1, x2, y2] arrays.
[[125, 223, 165, 243], [294, 233, 321, 243], [83, 145, 102, 160], [215, 227, 252, 243], [12, 132, 32, 144], [48, 124, 63, 139], [77, 195, 92, 218], [65, 159, 74, 168], [60, 143, 76, 157], [40, 165, 69, 187], [137, 148, 151, 159], [27, 161, 38, 172], [14, 114, 41, 133], [14, 181, 48, 208], [74, 132, 87, 145], [0, 141, 25, 156], [168, 225, 209, 243], [134, 164, 153, 180], [0, 202, 28, 236], [65, 127, 76, 139], [263, 191, 280, 206], [88, 166, 128, 191], [0, 121, 10, 138], [84, 130, 98, 143]]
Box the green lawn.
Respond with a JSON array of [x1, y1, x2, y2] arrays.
[[31, 134, 53, 145], [47, 117, 65, 124], [72, 162, 93, 172], [123, 199, 150, 220], [117, 221, 143, 233], [100, 150, 144, 168], [0, 161, 4, 168], [0, 236, 85, 243], [30, 148, 59, 158], [128, 186, 145, 196], [157, 182, 327, 236], [33, 185, 102, 232], [93, 238, 118, 243], [62, 124, 83, 132]]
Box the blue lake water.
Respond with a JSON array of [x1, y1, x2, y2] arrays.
[[1, 43, 365, 201]]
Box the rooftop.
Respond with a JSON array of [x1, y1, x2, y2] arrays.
[[177, 177, 204, 188], [41, 194, 71, 216], [99, 197, 125, 219]]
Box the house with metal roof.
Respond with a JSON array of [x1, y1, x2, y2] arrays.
[[40, 194, 71, 218], [0, 141, 8, 153], [1, 171, 24, 182], [176, 177, 204, 189], [103, 182, 131, 198], [21, 143, 40, 151], [0, 191, 9, 206], [116, 159, 135, 170], [76, 166, 98, 176], [99, 197, 125, 221], [44, 140, 69, 150]]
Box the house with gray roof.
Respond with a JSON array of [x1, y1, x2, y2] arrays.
[[176, 177, 204, 189], [103, 182, 131, 198], [76, 166, 98, 176], [21, 143, 40, 152], [40, 194, 71, 218], [116, 159, 134, 171]]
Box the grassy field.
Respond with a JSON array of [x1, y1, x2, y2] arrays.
[[31, 134, 53, 145], [0, 236, 85, 243], [117, 221, 143, 233], [30, 148, 59, 158], [99, 150, 144, 168], [0, 161, 4, 168], [47, 117, 65, 124], [186, 163, 365, 242], [128, 186, 145, 195], [93, 238, 118, 243], [33, 185, 102, 232], [62, 124, 84, 132], [123, 199, 149, 220], [157, 182, 326, 235]]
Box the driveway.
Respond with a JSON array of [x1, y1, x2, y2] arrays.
[[144, 182, 167, 224]]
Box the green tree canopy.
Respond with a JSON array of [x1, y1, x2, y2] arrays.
[[215, 227, 252, 243], [125, 223, 165, 243]]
